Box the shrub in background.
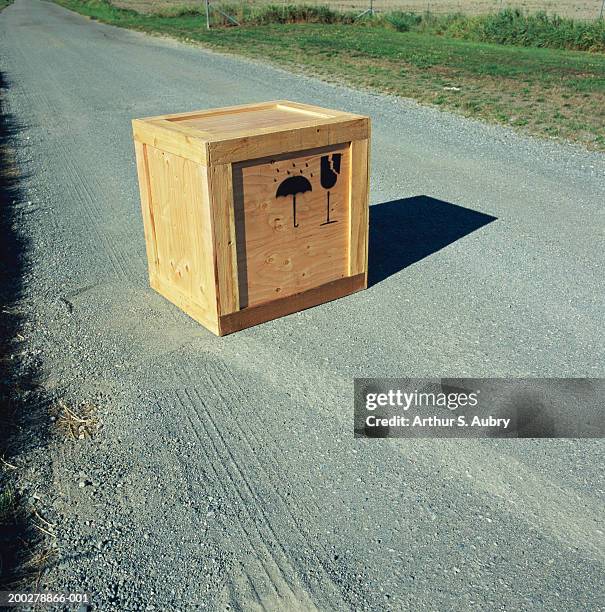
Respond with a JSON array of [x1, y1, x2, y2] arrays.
[[383, 7, 605, 52]]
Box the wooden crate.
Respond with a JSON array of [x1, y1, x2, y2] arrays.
[[132, 100, 370, 336]]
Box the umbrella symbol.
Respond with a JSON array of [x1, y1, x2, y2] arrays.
[[275, 175, 312, 228], [320, 154, 342, 225]]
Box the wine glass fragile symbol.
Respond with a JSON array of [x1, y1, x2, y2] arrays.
[[320, 153, 341, 225]]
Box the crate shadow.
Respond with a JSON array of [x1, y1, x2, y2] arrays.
[[369, 195, 497, 286]]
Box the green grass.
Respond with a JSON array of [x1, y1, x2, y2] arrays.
[[0, 0, 14, 10], [385, 9, 605, 52], [120, 4, 605, 52], [123, 4, 605, 53], [53, 0, 605, 149]]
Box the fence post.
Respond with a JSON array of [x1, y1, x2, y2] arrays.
[[203, 0, 240, 27], [355, 0, 374, 20]]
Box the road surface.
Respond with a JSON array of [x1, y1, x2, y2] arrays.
[[1, 0, 604, 609]]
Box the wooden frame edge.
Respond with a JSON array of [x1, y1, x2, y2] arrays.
[[136, 100, 361, 124], [140, 101, 281, 123], [272, 100, 366, 120], [132, 119, 208, 165], [207, 164, 240, 315], [208, 117, 369, 165], [218, 273, 366, 336], [348, 136, 370, 284], [133, 141, 160, 284]]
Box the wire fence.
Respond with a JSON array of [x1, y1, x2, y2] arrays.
[[245, 0, 605, 19], [114, 0, 605, 21]]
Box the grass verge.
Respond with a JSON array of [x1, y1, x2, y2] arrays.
[[113, 3, 605, 53], [52, 0, 605, 149]]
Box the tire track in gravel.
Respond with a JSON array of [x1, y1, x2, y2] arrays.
[[157, 396, 265, 608], [150, 355, 375, 610], [192, 387, 354, 609], [142, 359, 360, 609], [192, 366, 371, 605], [176, 387, 321, 611], [7, 47, 132, 283]]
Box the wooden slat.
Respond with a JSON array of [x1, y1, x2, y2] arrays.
[[147, 100, 280, 122], [208, 164, 240, 315], [140, 100, 355, 124], [208, 117, 369, 165], [150, 119, 214, 143], [133, 141, 159, 282], [132, 119, 208, 165], [219, 273, 366, 336], [348, 138, 370, 283], [273, 100, 364, 119], [178, 115, 324, 140]]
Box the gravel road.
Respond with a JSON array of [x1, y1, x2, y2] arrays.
[[1, 0, 604, 609]]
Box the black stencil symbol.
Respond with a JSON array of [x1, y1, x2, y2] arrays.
[[320, 154, 342, 226], [276, 175, 312, 228]]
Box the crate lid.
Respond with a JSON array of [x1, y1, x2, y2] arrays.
[[133, 100, 369, 165]]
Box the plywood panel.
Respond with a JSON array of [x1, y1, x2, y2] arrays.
[[234, 145, 350, 308], [145, 146, 218, 330]]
